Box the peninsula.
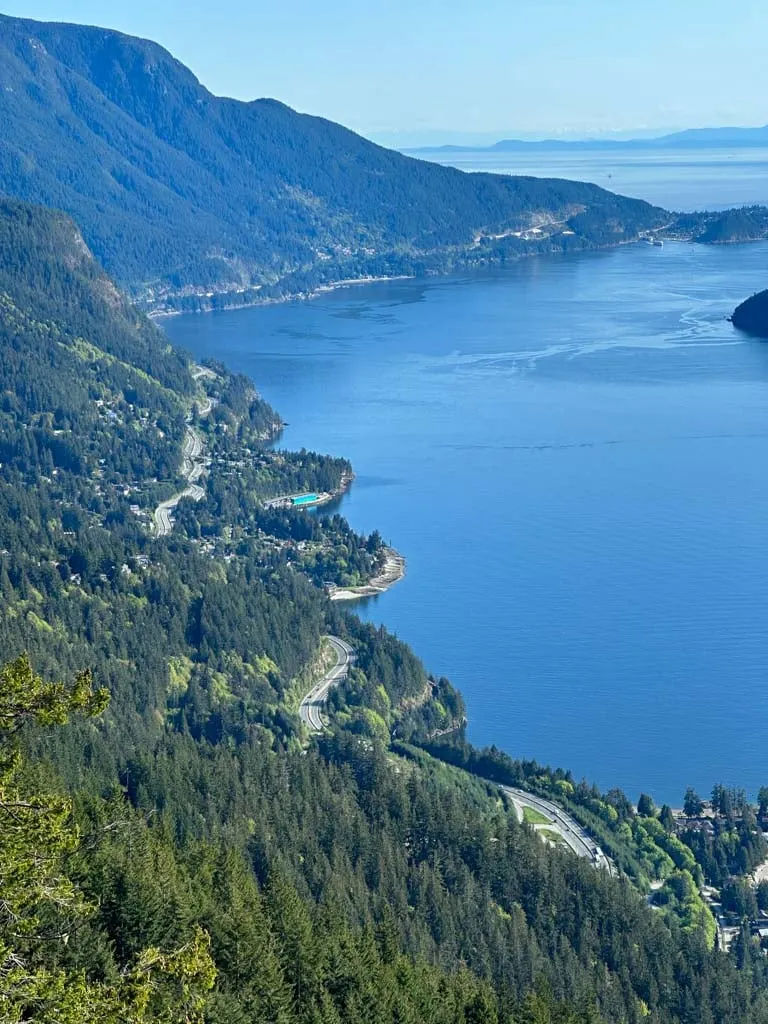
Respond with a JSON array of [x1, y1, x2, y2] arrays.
[[328, 546, 406, 601]]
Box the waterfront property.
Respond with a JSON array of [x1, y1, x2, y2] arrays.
[[166, 239, 768, 803], [264, 491, 333, 510]]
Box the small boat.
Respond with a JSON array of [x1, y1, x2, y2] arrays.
[[652, 239, 664, 248]]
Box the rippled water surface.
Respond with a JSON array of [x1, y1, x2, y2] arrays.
[[165, 240, 768, 802], [407, 145, 768, 210]]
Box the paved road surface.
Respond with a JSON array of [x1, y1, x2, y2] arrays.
[[501, 785, 612, 872], [153, 427, 207, 537], [153, 480, 206, 536], [299, 636, 354, 731], [296, 638, 608, 869], [152, 382, 218, 538], [196, 395, 215, 417], [191, 364, 217, 382]]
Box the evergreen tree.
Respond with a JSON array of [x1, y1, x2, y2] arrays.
[[0, 654, 215, 1022]]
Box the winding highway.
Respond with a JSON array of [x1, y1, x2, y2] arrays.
[[296, 637, 610, 873], [158, 372, 610, 872], [501, 785, 612, 872], [152, 389, 218, 538], [153, 427, 207, 536], [299, 635, 354, 731]]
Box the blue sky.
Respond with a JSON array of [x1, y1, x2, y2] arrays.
[[4, 0, 768, 145]]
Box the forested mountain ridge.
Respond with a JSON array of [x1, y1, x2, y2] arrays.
[[0, 197, 190, 486], [6, 199, 768, 1021], [0, 14, 668, 311], [0, 195, 431, 743]]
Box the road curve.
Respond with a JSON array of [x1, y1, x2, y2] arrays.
[[153, 481, 206, 536], [299, 635, 354, 731], [153, 386, 218, 538], [153, 427, 207, 537], [501, 785, 612, 873], [296, 639, 610, 868]]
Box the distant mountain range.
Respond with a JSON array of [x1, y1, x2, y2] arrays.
[[413, 125, 768, 154]]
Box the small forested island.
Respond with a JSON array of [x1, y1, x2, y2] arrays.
[[732, 288, 768, 337]]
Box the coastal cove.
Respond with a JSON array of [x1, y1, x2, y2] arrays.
[[165, 240, 768, 804]]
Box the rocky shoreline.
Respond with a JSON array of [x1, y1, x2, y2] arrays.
[[328, 546, 406, 602]]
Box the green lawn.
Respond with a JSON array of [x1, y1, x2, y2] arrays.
[[522, 805, 552, 825], [539, 828, 565, 845]]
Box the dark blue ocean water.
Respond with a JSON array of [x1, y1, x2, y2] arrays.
[[165, 240, 768, 803]]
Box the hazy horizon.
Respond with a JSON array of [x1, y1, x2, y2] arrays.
[[374, 123, 768, 151], [3, 0, 768, 147]]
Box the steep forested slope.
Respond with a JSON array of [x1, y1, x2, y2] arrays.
[[0, 197, 415, 748], [0, 14, 666, 308], [4, 197, 768, 1021]]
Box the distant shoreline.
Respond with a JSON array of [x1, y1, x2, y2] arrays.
[[147, 226, 768, 321], [147, 274, 415, 320], [146, 239, 662, 320]]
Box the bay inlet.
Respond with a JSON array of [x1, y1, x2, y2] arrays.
[[165, 239, 768, 803]]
